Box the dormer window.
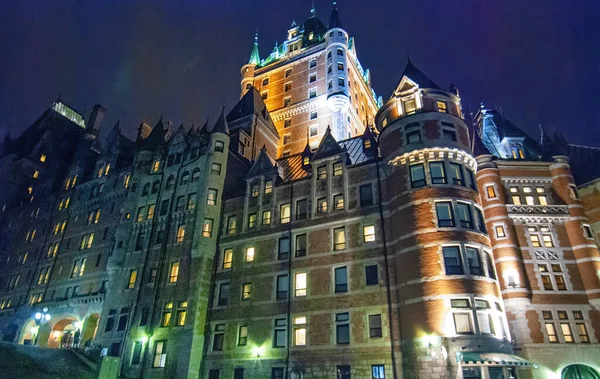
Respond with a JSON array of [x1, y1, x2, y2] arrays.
[[303, 156, 310, 165], [437, 101, 447, 113], [262, 78, 269, 86], [308, 32, 314, 40], [364, 140, 371, 149], [403, 98, 416, 115], [510, 143, 525, 159]]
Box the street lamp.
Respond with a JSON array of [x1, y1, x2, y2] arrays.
[[33, 307, 50, 346]]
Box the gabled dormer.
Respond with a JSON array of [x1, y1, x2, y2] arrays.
[[312, 126, 347, 162], [361, 125, 378, 156]]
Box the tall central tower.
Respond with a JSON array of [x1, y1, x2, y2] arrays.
[[240, 3, 381, 158]]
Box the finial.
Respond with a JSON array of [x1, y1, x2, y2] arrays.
[[406, 52, 411, 62], [311, 0, 316, 15]]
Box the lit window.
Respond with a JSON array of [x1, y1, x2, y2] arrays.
[[333, 227, 346, 251], [215, 140, 225, 152], [280, 204, 291, 223], [525, 195, 535, 205], [333, 194, 344, 210], [202, 218, 213, 237], [211, 163, 222, 175], [147, 204, 155, 219], [486, 185, 496, 199], [539, 195, 548, 205], [176, 302, 187, 326], [226, 216, 236, 235], [577, 322, 590, 343], [152, 160, 160, 172], [437, 101, 447, 113], [561, 323, 574, 343], [542, 234, 554, 247], [40, 154, 46, 162], [333, 162, 343, 176], [33, 170, 39, 179], [127, 270, 137, 289], [152, 341, 167, 368], [177, 225, 185, 243], [403, 98, 416, 115], [317, 198, 327, 213], [363, 225, 375, 242], [161, 302, 173, 327], [262, 210, 271, 225], [265, 180, 273, 194], [222, 249, 233, 269], [245, 246, 255, 262], [207, 188, 218, 205], [317, 166, 327, 180], [248, 213, 257, 228], [495, 225, 506, 238], [169, 262, 179, 283], [293, 316, 307, 346], [295, 272, 307, 296], [242, 283, 252, 300]]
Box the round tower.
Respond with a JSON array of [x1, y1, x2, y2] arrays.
[[376, 60, 513, 378], [240, 33, 260, 98], [324, 2, 351, 141]]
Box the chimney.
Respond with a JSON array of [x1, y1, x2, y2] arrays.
[[86, 104, 106, 136]]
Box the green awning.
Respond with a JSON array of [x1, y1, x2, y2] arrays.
[[456, 352, 538, 368]]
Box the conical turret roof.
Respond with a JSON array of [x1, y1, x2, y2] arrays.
[[328, 1, 342, 29]]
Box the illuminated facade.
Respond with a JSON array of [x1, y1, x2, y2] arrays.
[[240, 3, 381, 158], [475, 108, 600, 379]]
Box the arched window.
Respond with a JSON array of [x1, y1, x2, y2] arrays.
[[151, 180, 160, 194], [562, 364, 600, 379], [166, 176, 174, 190], [192, 169, 201, 183], [337, 48, 343, 56], [309, 59, 317, 68], [180, 171, 189, 185], [142, 183, 150, 196]]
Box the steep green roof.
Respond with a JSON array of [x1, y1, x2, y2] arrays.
[[248, 33, 260, 65]]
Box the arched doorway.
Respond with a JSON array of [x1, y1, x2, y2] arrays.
[[18, 319, 37, 345], [43, 316, 78, 348], [562, 364, 600, 379], [81, 313, 100, 344]]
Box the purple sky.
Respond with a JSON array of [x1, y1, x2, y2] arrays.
[[1, 0, 599, 145]]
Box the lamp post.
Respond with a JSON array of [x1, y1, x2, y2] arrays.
[[33, 307, 51, 346]]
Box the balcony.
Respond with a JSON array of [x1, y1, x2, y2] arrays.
[[506, 205, 569, 216]]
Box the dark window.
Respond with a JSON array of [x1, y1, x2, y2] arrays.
[[309, 59, 317, 68], [296, 199, 308, 220], [429, 162, 446, 184], [272, 368, 285, 379], [436, 202, 454, 227], [365, 265, 379, 285], [337, 48, 344, 56], [410, 164, 426, 188], [335, 266, 348, 293], [467, 169, 477, 191], [465, 247, 483, 276], [276, 275, 288, 300], [448, 163, 464, 186], [218, 283, 229, 306], [131, 341, 142, 365], [456, 203, 473, 228], [295, 234, 306, 257], [443, 129, 457, 141], [273, 319, 286, 348], [212, 324, 225, 351], [475, 207, 487, 233], [139, 308, 149, 326], [337, 365, 351, 379], [336, 313, 350, 344], [209, 370, 219, 379], [443, 246, 463, 275], [360, 184, 373, 206], [369, 314, 382, 338], [117, 308, 129, 331], [104, 309, 116, 332], [234, 368, 244, 379], [406, 130, 421, 144], [486, 253, 496, 280], [278, 237, 290, 260], [160, 200, 169, 216]]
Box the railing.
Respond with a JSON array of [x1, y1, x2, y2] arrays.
[[506, 205, 569, 216]]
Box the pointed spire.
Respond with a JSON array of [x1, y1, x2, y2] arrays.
[[310, 0, 316, 16], [211, 107, 229, 135], [328, 1, 342, 29], [313, 126, 345, 161], [247, 145, 278, 179], [395, 58, 440, 92], [248, 31, 260, 65]]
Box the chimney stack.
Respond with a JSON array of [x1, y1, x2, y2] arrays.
[[86, 104, 106, 136]]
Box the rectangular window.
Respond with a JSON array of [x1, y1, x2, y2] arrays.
[[241, 283, 252, 300], [365, 265, 378, 285], [333, 227, 346, 250], [283, 97, 291, 107], [177, 225, 186, 243], [278, 237, 290, 260], [436, 202, 454, 227], [541, 275, 554, 290], [443, 246, 464, 275], [245, 246, 255, 262], [577, 323, 590, 343], [238, 325, 248, 346], [485, 185, 496, 199], [264, 180, 273, 194], [555, 275, 567, 290], [131, 341, 143, 365], [152, 341, 167, 368], [453, 312, 473, 334], [293, 316, 307, 346], [176, 302, 187, 326], [363, 225, 375, 242], [569, 185, 579, 199], [127, 270, 137, 289], [284, 83, 291, 92], [262, 210, 271, 225], [334, 194, 344, 210], [317, 197, 327, 213], [410, 164, 426, 188], [543, 234, 554, 247], [456, 203, 473, 228], [202, 218, 213, 237], [406, 130, 421, 144], [372, 365, 385, 379], [485, 253, 496, 280], [273, 319, 287, 348], [215, 140, 225, 153], [334, 266, 348, 293], [403, 98, 416, 114], [211, 163, 222, 175], [280, 204, 291, 223], [546, 322, 558, 342], [169, 262, 179, 283], [495, 225, 506, 238], [207, 188, 218, 205], [369, 314, 383, 338], [336, 313, 350, 344], [218, 283, 229, 306], [295, 272, 307, 297], [448, 163, 464, 186], [429, 162, 446, 184], [295, 234, 307, 257], [248, 213, 257, 228], [437, 101, 447, 113], [317, 166, 327, 180], [276, 275, 288, 300], [161, 302, 173, 327], [360, 184, 374, 206], [296, 199, 308, 220], [212, 324, 225, 351], [333, 162, 343, 176], [222, 249, 233, 269], [285, 69, 292, 78], [443, 128, 457, 142], [309, 89, 317, 99], [227, 216, 237, 235], [465, 247, 483, 276]]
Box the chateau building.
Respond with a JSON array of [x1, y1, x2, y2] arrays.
[[0, 3, 599, 379]]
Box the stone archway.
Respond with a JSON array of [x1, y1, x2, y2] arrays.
[[81, 313, 100, 344], [38, 315, 78, 348], [17, 319, 37, 345], [562, 364, 600, 379]]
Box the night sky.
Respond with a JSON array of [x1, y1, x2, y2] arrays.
[[1, 0, 599, 145]]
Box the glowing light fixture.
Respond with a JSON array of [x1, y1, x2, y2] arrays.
[[35, 312, 42, 320], [141, 335, 149, 344], [252, 345, 264, 358], [74, 321, 82, 329]]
